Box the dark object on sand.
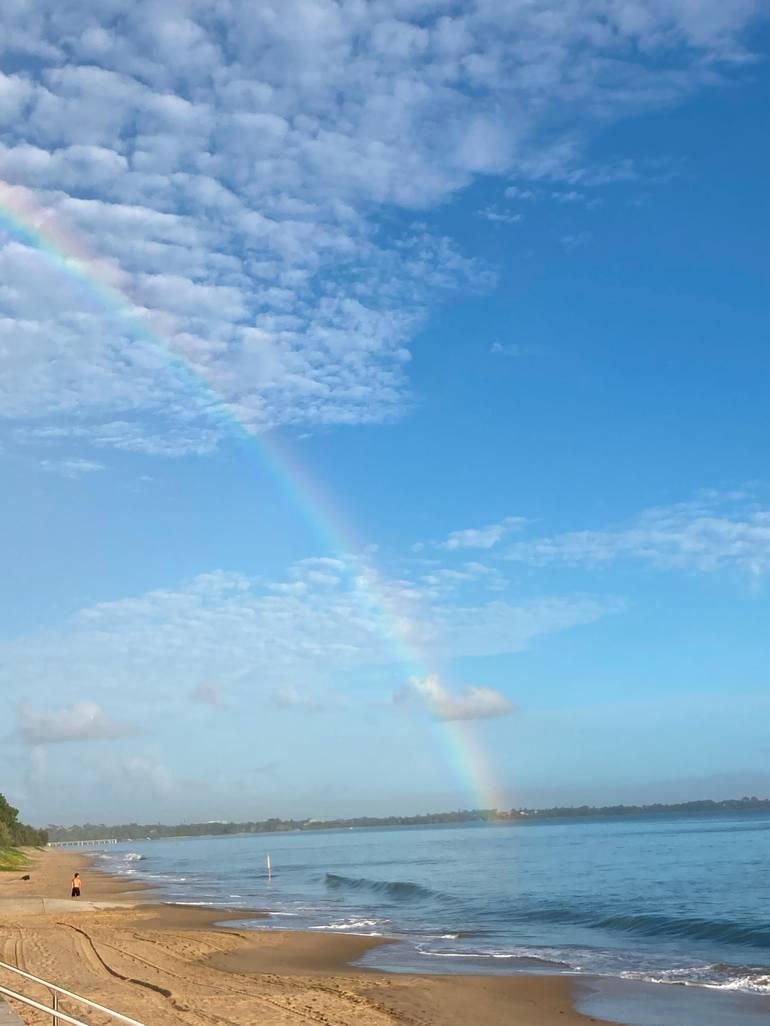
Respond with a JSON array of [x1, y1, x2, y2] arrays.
[[21, 874, 30, 881]]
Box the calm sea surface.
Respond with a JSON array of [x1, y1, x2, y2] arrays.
[[95, 813, 770, 995]]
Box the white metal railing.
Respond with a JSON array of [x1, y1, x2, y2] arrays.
[[0, 960, 149, 1026], [1, 983, 89, 1026]]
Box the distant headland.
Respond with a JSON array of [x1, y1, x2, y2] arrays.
[[45, 796, 770, 842]]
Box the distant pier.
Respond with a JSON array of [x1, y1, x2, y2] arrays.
[[47, 839, 118, 848]]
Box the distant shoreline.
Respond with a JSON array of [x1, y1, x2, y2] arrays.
[[45, 796, 770, 843]]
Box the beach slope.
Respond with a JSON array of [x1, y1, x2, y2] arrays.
[[0, 849, 608, 1026]]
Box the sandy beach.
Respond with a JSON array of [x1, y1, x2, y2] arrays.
[[0, 848, 613, 1026]]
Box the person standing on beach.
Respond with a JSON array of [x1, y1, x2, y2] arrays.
[[71, 873, 81, 898]]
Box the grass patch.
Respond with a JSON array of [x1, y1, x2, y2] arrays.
[[0, 847, 30, 872]]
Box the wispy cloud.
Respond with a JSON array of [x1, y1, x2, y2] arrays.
[[396, 674, 514, 721], [490, 342, 522, 357], [560, 231, 592, 251], [506, 494, 770, 577], [442, 517, 527, 551], [39, 458, 105, 479], [504, 185, 537, 200], [0, 2, 763, 456], [0, 554, 619, 709], [477, 206, 522, 224], [17, 701, 132, 744], [23, 422, 224, 458]]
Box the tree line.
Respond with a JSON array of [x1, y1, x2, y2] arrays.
[[0, 793, 48, 847], [45, 796, 770, 842]]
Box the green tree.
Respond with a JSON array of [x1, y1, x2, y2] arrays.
[[0, 792, 47, 848], [0, 793, 20, 829]]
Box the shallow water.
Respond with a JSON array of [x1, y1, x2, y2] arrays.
[[95, 812, 770, 995], [574, 977, 770, 1026]]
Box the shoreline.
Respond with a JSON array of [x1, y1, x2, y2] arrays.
[[1, 849, 769, 1026], [0, 847, 611, 1026]]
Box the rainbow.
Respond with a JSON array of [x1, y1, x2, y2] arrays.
[[0, 180, 507, 812]]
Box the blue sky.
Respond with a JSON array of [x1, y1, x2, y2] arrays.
[[1, 2, 769, 825]]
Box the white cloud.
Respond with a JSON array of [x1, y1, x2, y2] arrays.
[[560, 231, 592, 251], [399, 674, 514, 721], [504, 185, 536, 200], [20, 421, 224, 458], [430, 595, 623, 657], [442, 516, 527, 550], [0, 1, 764, 455], [39, 457, 105, 478], [0, 556, 619, 707], [506, 494, 770, 577], [17, 701, 131, 744], [477, 206, 522, 224]]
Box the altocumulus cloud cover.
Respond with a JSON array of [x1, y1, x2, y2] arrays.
[[0, 0, 764, 456]]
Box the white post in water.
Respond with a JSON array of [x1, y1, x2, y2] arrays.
[[266, 854, 272, 881]]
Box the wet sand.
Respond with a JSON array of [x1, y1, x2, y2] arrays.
[[0, 848, 611, 1026]]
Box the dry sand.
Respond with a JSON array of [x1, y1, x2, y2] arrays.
[[0, 848, 612, 1026]]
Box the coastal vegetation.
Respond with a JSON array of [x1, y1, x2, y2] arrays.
[[45, 796, 769, 842], [0, 791, 49, 867]]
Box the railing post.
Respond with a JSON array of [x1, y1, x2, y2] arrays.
[[0, 959, 149, 1026]]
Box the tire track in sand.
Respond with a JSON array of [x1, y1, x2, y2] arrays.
[[57, 924, 330, 1026], [60, 926, 421, 1026]]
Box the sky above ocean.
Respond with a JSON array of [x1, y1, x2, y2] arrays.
[[1, 2, 769, 825]]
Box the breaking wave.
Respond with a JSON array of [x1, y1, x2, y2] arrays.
[[324, 873, 436, 901], [517, 906, 770, 949], [620, 963, 770, 994]]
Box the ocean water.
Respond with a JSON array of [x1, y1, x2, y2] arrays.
[[94, 813, 770, 996]]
